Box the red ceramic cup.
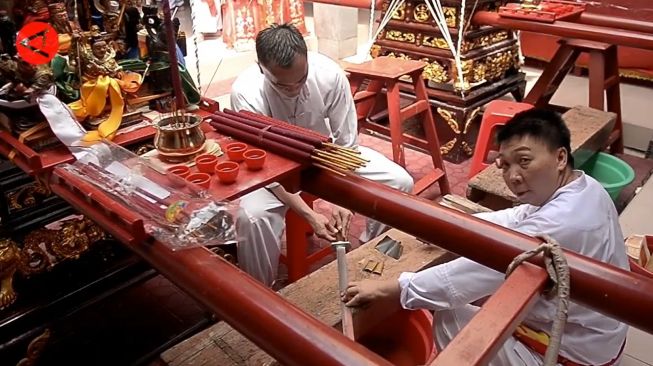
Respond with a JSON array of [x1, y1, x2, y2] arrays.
[[166, 165, 191, 187], [195, 154, 219, 174], [167, 165, 191, 178], [215, 161, 240, 184], [226, 142, 248, 162], [243, 149, 267, 171], [186, 172, 211, 189]]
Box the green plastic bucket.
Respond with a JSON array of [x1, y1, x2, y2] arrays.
[[577, 152, 635, 200]]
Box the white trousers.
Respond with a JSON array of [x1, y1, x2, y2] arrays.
[[236, 146, 414, 286], [435, 305, 545, 366]]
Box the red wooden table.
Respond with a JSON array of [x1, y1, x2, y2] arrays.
[[46, 123, 386, 366]]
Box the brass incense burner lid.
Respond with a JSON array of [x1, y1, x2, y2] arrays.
[[154, 114, 206, 163]]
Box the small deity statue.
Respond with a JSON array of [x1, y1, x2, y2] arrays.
[[22, 0, 50, 24], [0, 55, 55, 100], [49, 2, 82, 55], [142, 5, 166, 60], [141, 5, 184, 62], [103, 0, 122, 34], [0, 11, 17, 56], [68, 35, 142, 141], [48, 2, 73, 35], [80, 38, 123, 80], [123, 6, 142, 58]]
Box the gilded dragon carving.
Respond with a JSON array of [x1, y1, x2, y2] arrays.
[[0, 217, 107, 311], [385, 30, 416, 43], [0, 238, 20, 310], [422, 59, 448, 84]]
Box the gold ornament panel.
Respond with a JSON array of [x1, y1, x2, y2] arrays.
[[385, 29, 510, 55], [378, 45, 519, 88]]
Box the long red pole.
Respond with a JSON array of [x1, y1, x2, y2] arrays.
[[50, 168, 392, 366], [578, 13, 653, 35], [301, 169, 653, 334], [472, 11, 653, 51]]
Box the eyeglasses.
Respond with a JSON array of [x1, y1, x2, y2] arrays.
[[259, 64, 309, 92]]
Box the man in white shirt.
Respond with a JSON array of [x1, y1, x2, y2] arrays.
[[342, 109, 628, 366], [230, 24, 414, 287]]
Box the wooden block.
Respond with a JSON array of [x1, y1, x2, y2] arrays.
[[440, 194, 493, 214], [625, 235, 650, 266], [160, 229, 455, 366]]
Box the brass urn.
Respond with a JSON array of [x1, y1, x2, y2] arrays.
[[153, 114, 206, 162]]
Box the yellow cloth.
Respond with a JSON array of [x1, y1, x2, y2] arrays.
[[515, 324, 550, 346], [58, 34, 71, 54], [68, 73, 142, 142]]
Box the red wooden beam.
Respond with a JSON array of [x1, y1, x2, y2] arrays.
[[431, 263, 549, 365], [300, 169, 653, 334], [578, 13, 653, 35], [49, 166, 393, 366], [473, 11, 653, 51]]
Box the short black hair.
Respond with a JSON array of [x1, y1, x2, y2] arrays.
[[255, 23, 307, 68], [497, 108, 574, 168]]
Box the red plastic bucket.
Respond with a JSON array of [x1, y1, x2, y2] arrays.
[[358, 308, 436, 365]]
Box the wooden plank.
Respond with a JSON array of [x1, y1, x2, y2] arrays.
[[468, 105, 617, 203], [160, 229, 456, 366]]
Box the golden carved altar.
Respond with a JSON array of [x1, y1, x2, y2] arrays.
[[369, 0, 526, 163]]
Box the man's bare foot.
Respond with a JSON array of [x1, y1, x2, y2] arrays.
[[341, 279, 400, 307]]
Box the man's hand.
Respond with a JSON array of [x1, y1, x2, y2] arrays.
[[330, 205, 353, 240], [307, 212, 338, 241], [341, 279, 401, 307]]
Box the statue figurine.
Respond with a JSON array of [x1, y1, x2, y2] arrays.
[[123, 6, 142, 59], [0, 55, 55, 101], [0, 11, 16, 56], [103, 0, 122, 34], [141, 5, 184, 63], [80, 37, 123, 80], [22, 0, 51, 25], [142, 5, 166, 60], [48, 2, 81, 56], [68, 35, 142, 141], [48, 2, 73, 35]]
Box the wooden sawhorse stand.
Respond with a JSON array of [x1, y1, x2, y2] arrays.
[[524, 38, 624, 153], [346, 57, 451, 196]]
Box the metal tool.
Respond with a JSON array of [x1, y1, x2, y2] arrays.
[[331, 239, 355, 340]]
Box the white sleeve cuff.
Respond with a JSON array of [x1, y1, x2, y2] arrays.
[[398, 272, 416, 309]]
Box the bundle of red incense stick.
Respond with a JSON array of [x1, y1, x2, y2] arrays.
[[207, 110, 368, 175]]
